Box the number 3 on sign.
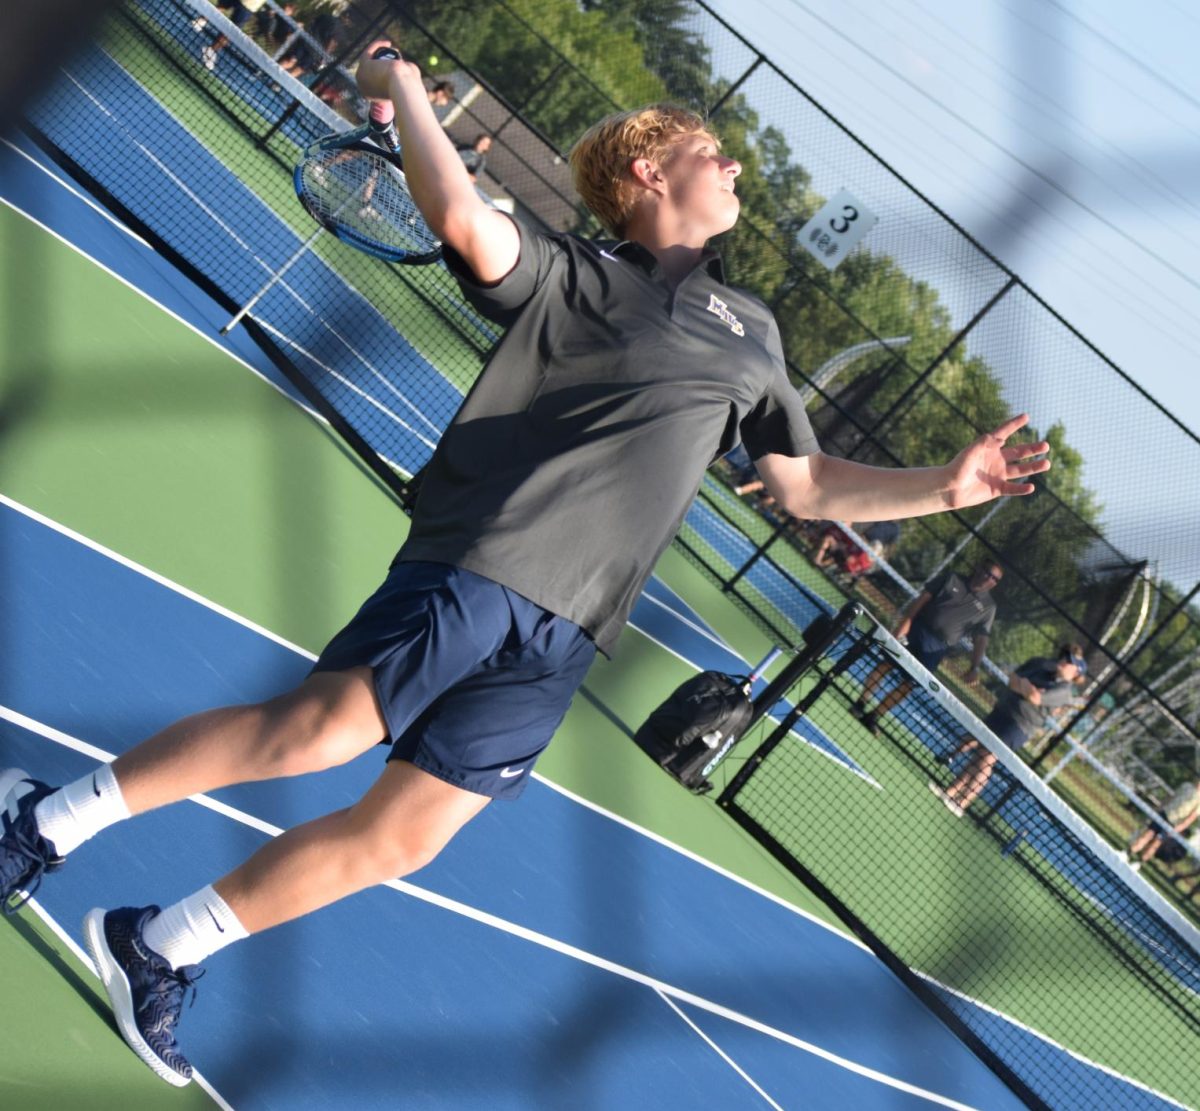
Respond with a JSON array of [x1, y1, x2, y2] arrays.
[[799, 188, 879, 271]]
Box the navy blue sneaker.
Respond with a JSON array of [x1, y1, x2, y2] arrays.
[[1, 768, 64, 914], [83, 905, 204, 1087]]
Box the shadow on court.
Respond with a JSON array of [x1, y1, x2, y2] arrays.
[[4, 911, 116, 1032]]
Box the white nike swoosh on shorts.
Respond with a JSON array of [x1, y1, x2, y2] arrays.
[[499, 767, 524, 779]]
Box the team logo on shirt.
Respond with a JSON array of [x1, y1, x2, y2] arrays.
[[706, 293, 745, 337]]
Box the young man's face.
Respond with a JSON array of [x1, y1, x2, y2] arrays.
[[658, 131, 742, 237]]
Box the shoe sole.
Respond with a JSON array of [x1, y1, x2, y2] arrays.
[[82, 909, 191, 1088], [2, 768, 35, 911], [0, 767, 30, 811], [927, 780, 964, 818]]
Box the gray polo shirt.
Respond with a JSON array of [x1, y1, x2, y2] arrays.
[[398, 219, 819, 655], [916, 571, 997, 647]]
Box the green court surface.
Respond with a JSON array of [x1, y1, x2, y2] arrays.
[[731, 690, 1199, 1104]]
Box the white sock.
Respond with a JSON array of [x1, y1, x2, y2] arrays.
[[33, 764, 131, 857], [142, 885, 249, 969]]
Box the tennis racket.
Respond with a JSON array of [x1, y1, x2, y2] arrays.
[[294, 93, 441, 266], [220, 51, 439, 333]]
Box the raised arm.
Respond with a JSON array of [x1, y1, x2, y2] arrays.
[[355, 42, 518, 283], [755, 414, 1050, 522], [895, 592, 931, 639]]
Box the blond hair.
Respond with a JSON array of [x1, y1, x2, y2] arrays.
[[568, 104, 715, 236]]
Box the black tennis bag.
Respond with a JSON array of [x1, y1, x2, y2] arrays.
[[633, 670, 754, 794]]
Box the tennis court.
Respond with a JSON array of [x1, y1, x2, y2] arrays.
[[2, 4, 1197, 1108]]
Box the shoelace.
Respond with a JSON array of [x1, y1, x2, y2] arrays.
[[1, 821, 52, 915], [137, 964, 206, 1041]]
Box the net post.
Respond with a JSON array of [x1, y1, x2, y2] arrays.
[[744, 601, 862, 730], [718, 602, 861, 805]]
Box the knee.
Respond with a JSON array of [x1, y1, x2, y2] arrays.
[[357, 823, 446, 881], [252, 686, 383, 777]]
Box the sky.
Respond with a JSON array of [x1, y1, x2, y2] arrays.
[[703, 0, 1200, 585]]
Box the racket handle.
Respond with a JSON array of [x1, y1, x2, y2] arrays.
[[371, 46, 401, 60]]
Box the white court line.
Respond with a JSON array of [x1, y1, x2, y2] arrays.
[[912, 972, 1192, 1111], [0, 704, 977, 1110], [20, 896, 233, 1111], [1, 135, 151, 246], [655, 989, 786, 1111], [0, 492, 314, 661]]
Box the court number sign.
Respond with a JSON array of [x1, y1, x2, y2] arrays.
[[798, 189, 879, 271]]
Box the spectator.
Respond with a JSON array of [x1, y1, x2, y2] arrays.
[[427, 80, 454, 108], [195, 0, 270, 71], [1127, 776, 1200, 869], [259, 1, 300, 51], [851, 559, 1003, 734], [279, 9, 342, 80], [813, 519, 900, 580], [931, 644, 1088, 816], [456, 133, 493, 181]]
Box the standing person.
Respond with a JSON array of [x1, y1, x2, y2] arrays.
[[455, 133, 492, 181], [1127, 776, 1200, 869], [851, 560, 1002, 734], [0, 39, 1051, 1087], [930, 644, 1087, 817], [197, 0, 270, 70]]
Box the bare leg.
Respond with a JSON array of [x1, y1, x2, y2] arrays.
[[857, 662, 889, 706], [214, 760, 489, 933], [113, 667, 386, 816], [1128, 826, 1159, 858], [874, 677, 914, 717], [1135, 836, 1164, 863], [947, 749, 996, 808]]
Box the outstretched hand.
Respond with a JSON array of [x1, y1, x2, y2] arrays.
[[943, 413, 1050, 510]]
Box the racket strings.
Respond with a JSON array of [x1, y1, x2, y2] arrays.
[[299, 148, 439, 259]]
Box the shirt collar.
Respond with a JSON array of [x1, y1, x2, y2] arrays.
[[603, 240, 727, 285]]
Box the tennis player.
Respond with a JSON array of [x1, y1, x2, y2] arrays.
[[0, 39, 1051, 1086]]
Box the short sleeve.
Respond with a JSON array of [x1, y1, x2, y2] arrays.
[[738, 318, 819, 460], [439, 216, 563, 328], [923, 571, 950, 598], [1039, 681, 1078, 710]]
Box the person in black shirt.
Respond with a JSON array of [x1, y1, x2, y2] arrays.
[[0, 39, 1052, 1085], [852, 560, 1002, 734], [930, 645, 1086, 817]]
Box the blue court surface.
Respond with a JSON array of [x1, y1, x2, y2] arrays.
[[0, 496, 1028, 1109], [3, 103, 1171, 1109]]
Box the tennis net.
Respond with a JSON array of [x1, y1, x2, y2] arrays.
[[24, 0, 496, 496], [720, 605, 1200, 1109]]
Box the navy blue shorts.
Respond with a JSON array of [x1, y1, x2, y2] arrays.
[[312, 561, 596, 800], [983, 708, 1030, 751], [907, 621, 949, 673]]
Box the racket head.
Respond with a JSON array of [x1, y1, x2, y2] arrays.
[[293, 137, 442, 265]]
